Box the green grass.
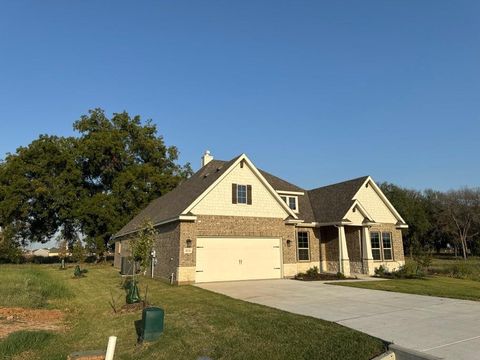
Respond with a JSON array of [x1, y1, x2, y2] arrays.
[[332, 256, 480, 301], [0, 265, 385, 360], [331, 276, 480, 301], [427, 256, 480, 281], [0, 265, 72, 308], [0, 331, 56, 360]]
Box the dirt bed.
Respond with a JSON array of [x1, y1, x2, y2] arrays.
[[0, 307, 65, 338]]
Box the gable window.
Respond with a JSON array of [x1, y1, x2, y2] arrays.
[[280, 195, 298, 212], [237, 185, 247, 204], [297, 231, 310, 261], [232, 183, 252, 205], [370, 231, 393, 261]]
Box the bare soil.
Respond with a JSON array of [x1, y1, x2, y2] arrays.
[[0, 307, 65, 338]]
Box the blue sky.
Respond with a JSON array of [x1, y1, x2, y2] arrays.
[[0, 0, 479, 191]]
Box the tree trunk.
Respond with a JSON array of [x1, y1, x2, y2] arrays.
[[461, 237, 468, 260]]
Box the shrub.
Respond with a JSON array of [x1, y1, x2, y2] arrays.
[[374, 265, 389, 277], [390, 264, 419, 279], [412, 251, 433, 275], [306, 266, 319, 277], [336, 272, 346, 279]]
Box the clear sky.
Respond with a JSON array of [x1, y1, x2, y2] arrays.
[[0, 1, 479, 191]]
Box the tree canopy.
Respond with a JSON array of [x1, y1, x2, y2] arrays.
[[380, 182, 480, 258], [0, 109, 191, 257]]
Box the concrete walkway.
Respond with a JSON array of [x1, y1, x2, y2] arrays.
[[197, 279, 480, 359]]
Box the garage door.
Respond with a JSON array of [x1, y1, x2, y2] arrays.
[[195, 237, 282, 283]]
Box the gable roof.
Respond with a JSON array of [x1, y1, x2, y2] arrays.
[[307, 176, 369, 224], [115, 154, 404, 238], [115, 157, 240, 238]]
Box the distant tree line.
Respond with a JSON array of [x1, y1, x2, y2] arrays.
[[0, 109, 192, 261], [380, 183, 480, 259]]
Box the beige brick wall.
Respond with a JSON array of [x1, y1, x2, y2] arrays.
[[369, 223, 405, 270], [190, 161, 289, 219], [320, 226, 339, 272]]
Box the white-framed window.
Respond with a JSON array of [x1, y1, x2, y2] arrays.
[[232, 183, 252, 205], [117, 241, 122, 254], [237, 184, 247, 204], [382, 232, 393, 260], [280, 195, 298, 212], [370, 231, 393, 261], [297, 231, 310, 261], [371, 232, 381, 260]]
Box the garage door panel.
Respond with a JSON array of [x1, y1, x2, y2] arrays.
[[196, 237, 281, 283]]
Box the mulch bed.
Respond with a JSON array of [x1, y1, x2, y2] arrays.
[[117, 301, 149, 313]]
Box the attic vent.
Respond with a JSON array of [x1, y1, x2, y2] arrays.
[[365, 183, 369, 188], [203, 173, 209, 178], [216, 167, 222, 172]]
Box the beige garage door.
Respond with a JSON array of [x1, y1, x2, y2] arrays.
[[195, 237, 282, 283]]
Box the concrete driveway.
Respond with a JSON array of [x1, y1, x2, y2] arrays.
[[197, 279, 480, 360]]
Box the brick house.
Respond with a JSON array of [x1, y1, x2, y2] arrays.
[[114, 152, 407, 284]]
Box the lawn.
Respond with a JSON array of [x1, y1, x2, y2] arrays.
[[331, 276, 480, 301], [0, 264, 385, 360], [331, 256, 480, 302]]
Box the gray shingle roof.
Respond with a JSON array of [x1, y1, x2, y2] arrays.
[[307, 176, 369, 224], [257, 169, 316, 222], [114, 155, 369, 238], [115, 157, 240, 238]]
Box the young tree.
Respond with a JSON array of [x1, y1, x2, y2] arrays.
[[0, 228, 22, 263], [130, 220, 157, 274], [57, 239, 69, 260], [71, 240, 86, 263], [440, 188, 480, 260]]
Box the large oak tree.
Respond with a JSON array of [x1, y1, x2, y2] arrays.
[[0, 109, 191, 258]]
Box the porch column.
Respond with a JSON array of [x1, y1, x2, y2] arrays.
[[338, 225, 350, 276], [362, 226, 375, 275]]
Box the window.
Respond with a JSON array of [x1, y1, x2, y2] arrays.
[[280, 195, 298, 212], [370, 232, 381, 260], [117, 242, 122, 254], [297, 231, 310, 261], [370, 231, 393, 261], [232, 183, 252, 205], [237, 185, 247, 204], [382, 232, 393, 260]]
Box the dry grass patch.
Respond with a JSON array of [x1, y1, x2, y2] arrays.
[[0, 307, 65, 339]]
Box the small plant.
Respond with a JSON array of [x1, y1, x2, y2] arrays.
[[336, 272, 346, 279], [374, 265, 389, 277], [412, 250, 433, 276], [306, 266, 319, 277], [73, 265, 88, 278]]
